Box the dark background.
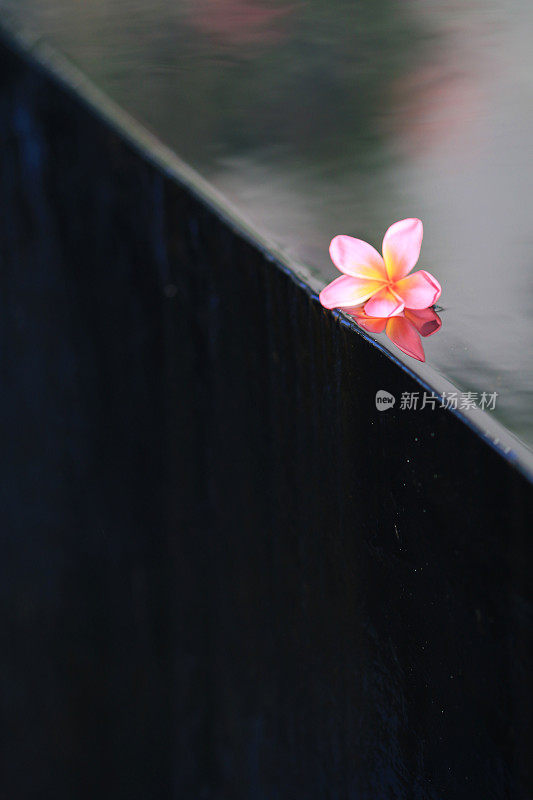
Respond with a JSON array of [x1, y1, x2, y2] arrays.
[[1, 35, 532, 799]]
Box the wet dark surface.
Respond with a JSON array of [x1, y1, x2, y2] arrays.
[[1, 0, 532, 447], [1, 34, 533, 800]]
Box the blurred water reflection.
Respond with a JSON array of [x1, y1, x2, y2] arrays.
[[1, 0, 532, 446], [348, 306, 442, 363]]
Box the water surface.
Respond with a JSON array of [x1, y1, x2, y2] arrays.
[[2, 0, 532, 447]]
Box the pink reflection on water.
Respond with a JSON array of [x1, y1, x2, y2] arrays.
[[389, 4, 490, 156], [346, 306, 442, 362], [189, 0, 295, 46]]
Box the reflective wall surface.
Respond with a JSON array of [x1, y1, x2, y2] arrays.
[[1, 0, 532, 447]]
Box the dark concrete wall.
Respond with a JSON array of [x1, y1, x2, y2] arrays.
[[0, 35, 531, 800]]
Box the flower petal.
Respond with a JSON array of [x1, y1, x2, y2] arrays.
[[385, 316, 425, 362], [319, 275, 384, 309], [363, 286, 405, 318], [404, 307, 442, 337], [329, 235, 387, 280], [346, 308, 387, 333], [393, 270, 441, 309], [382, 218, 423, 281]]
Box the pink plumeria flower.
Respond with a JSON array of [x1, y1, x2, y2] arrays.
[[319, 218, 441, 318], [347, 306, 442, 362]]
